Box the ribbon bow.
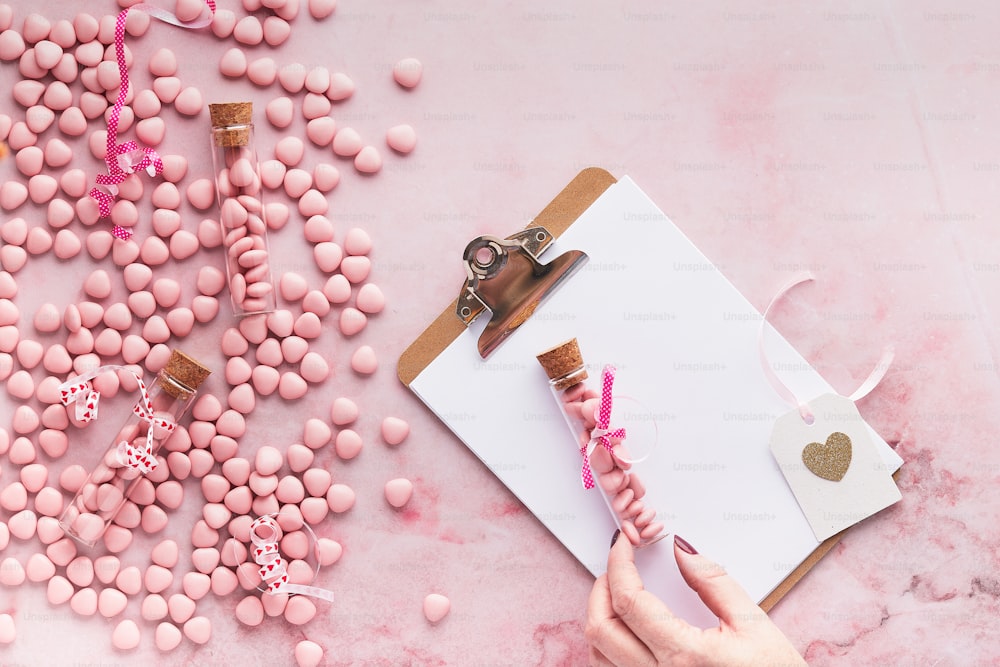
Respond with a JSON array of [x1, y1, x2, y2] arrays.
[[58, 365, 174, 475], [120, 394, 176, 474], [581, 365, 627, 490], [91, 140, 165, 240], [249, 515, 336, 602], [88, 0, 217, 241], [59, 376, 102, 423]]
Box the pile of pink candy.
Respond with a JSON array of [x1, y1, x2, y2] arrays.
[[0, 0, 448, 662]]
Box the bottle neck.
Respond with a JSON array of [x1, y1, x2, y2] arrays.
[[211, 123, 253, 149], [156, 370, 197, 401], [550, 366, 588, 392]]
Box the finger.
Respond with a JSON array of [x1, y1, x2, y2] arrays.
[[586, 573, 656, 666], [606, 529, 702, 654], [587, 646, 614, 667], [672, 535, 766, 630]]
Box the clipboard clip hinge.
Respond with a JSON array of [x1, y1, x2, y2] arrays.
[[456, 226, 588, 358]]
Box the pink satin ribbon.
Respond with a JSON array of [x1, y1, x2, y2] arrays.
[[249, 515, 336, 602], [581, 365, 627, 490], [58, 365, 174, 475], [758, 273, 895, 423], [89, 1, 216, 241]]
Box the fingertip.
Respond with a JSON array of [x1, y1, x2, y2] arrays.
[[609, 525, 635, 560], [671, 540, 759, 628], [673, 533, 698, 555], [606, 525, 639, 584]]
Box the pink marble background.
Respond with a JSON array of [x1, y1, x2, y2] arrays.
[[2, 1, 999, 665]]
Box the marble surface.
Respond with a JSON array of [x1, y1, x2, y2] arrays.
[[1, 1, 999, 665]]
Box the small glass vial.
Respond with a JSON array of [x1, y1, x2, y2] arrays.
[[537, 338, 666, 547], [60, 350, 211, 547], [209, 102, 277, 317]]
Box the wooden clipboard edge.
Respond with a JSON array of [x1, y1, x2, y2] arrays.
[[396, 164, 874, 616], [760, 532, 840, 612], [397, 166, 618, 386], [759, 467, 902, 612]]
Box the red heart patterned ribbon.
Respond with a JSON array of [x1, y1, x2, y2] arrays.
[[58, 365, 174, 475], [249, 515, 335, 602], [59, 378, 101, 423], [118, 393, 176, 475]]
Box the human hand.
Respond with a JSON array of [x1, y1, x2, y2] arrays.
[[586, 531, 806, 666]]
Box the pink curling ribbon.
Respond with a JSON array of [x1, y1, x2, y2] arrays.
[[58, 365, 174, 475], [89, 0, 217, 241], [758, 273, 895, 424], [580, 365, 627, 490], [249, 515, 336, 602]]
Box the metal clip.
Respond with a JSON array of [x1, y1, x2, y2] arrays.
[[456, 226, 588, 358]]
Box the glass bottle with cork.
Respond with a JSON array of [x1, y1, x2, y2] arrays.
[[537, 338, 666, 547], [59, 350, 211, 547], [209, 101, 276, 317]]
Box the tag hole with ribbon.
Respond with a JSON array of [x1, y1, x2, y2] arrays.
[[762, 276, 902, 541]]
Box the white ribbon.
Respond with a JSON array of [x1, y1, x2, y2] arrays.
[[131, 2, 216, 29]]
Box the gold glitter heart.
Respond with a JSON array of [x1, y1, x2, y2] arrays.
[[802, 432, 852, 482]]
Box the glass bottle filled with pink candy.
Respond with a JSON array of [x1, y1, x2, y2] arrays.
[[59, 350, 211, 547], [537, 338, 666, 547], [209, 101, 277, 317]]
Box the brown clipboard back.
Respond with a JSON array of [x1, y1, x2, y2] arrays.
[[397, 166, 844, 613]]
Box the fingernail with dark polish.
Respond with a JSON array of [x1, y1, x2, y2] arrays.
[[610, 529, 621, 549], [674, 534, 697, 555]]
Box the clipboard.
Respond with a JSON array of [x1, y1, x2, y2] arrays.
[[399, 167, 857, 614]]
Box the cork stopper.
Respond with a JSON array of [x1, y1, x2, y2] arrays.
[[536, 338, 588, 391], [159, 350, 212, 398], [209, 102, 253, 147]]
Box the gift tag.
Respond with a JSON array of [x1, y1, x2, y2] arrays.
[[770, 393, 901, 541]]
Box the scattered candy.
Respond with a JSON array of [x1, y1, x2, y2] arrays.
[[326, 484, 355, 513], [423, 593, 451, 623], [112, 619, 141, 650], [295, 639, 324, 667], [0, 3, 427, 660], [183, 616, 211, 644], [393, 57, 423, 88], [331, 127, 362, 157], [334, 429, 363, 459], [0, 614, 15, 644], [351, 345, 378, 374], [155, 622, 183, 651], [236, 595, 265, 626], [381, 417, 410, 446], [284, 594, 317, 625], [384, 478, 413, 508], [386, 124, 417, 154]]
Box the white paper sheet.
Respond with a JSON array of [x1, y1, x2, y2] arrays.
[[410, 177, 903, 626]]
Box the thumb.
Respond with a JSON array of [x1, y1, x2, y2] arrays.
[[672, 535, 766, 630]]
